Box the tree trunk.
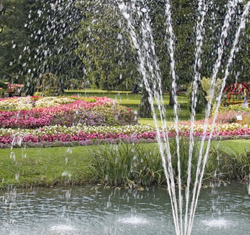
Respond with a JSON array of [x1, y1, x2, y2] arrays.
[[169, 87, 175, 107], [138, 87, 152, 118]]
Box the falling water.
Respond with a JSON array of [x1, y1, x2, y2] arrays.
[[186, 0, 208, 234], [117, 0, 250, 235], [188, 0, 240, 234], [189, 3, 250, 232], [117, 1, 180, 232]]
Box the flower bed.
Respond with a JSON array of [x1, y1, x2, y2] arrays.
[[0, 123, 249, 148], [0, 96, 249, 148], [0, 96, 138, 128]]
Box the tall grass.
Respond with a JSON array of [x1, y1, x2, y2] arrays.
[[89, 142, 163, 187], [89, 138, 202, 187], [208, 147, 250, 181]]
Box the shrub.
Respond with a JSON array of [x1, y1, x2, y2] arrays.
[[52, 110, 106, 127]]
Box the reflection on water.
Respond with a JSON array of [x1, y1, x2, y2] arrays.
[[0, 183, 249, 235]]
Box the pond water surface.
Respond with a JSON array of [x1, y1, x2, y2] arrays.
[[0, 183, 249, 235]]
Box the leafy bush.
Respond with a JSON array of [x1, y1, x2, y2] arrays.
[[200, 77, 223, 107], [52, 110, 106, 127], [93, 102, 137, 125]]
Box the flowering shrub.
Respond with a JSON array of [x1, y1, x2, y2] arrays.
[[93, 102, 138, 125], [215, 110, 247, 124]]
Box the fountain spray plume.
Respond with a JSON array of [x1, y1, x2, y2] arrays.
[[185, 0, 208, 234], [118, 0, 249, 234], [116, 0, 181, 233], [190, 1, 250, 231], [164, 0, 185, 233], [187, 0, 248, 234]]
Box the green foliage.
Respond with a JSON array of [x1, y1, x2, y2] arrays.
[[219, 104, 250, 113], [0, 88, 5, 97], [0, 0, 85, 94], [200, 77, 223, 107], [89, 138, 202, 187], [169, 137, 201, 184], [89, 142, 164, 187], [0, 140, 249, 188], [0, 80, 7, 89], [36, 73, 60, 96]]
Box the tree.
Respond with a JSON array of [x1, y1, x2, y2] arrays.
[[23, 0, 85, 95], [0, 0, 30, 81], [76, 0, 139, 91], [0, 0, 85, 95], [147, 0, 196, 106]]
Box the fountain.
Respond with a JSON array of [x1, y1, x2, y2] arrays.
[[1, 0, 250, 234], [117, 0, 250, 234]]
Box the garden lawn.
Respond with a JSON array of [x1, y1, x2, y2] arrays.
[[210, 139, 250, 154], [0, 140, 249, 189], [0, 145, 97, 189]]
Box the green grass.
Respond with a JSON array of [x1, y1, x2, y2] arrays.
[[0, 146, 98, 188], [211, 139, 250, 154], [0, 140, 250, 188]]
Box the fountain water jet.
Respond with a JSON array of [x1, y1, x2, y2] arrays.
[[117, 0, 250, 234]]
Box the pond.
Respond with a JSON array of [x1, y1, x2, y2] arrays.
[[0, 183, 249, 235]]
